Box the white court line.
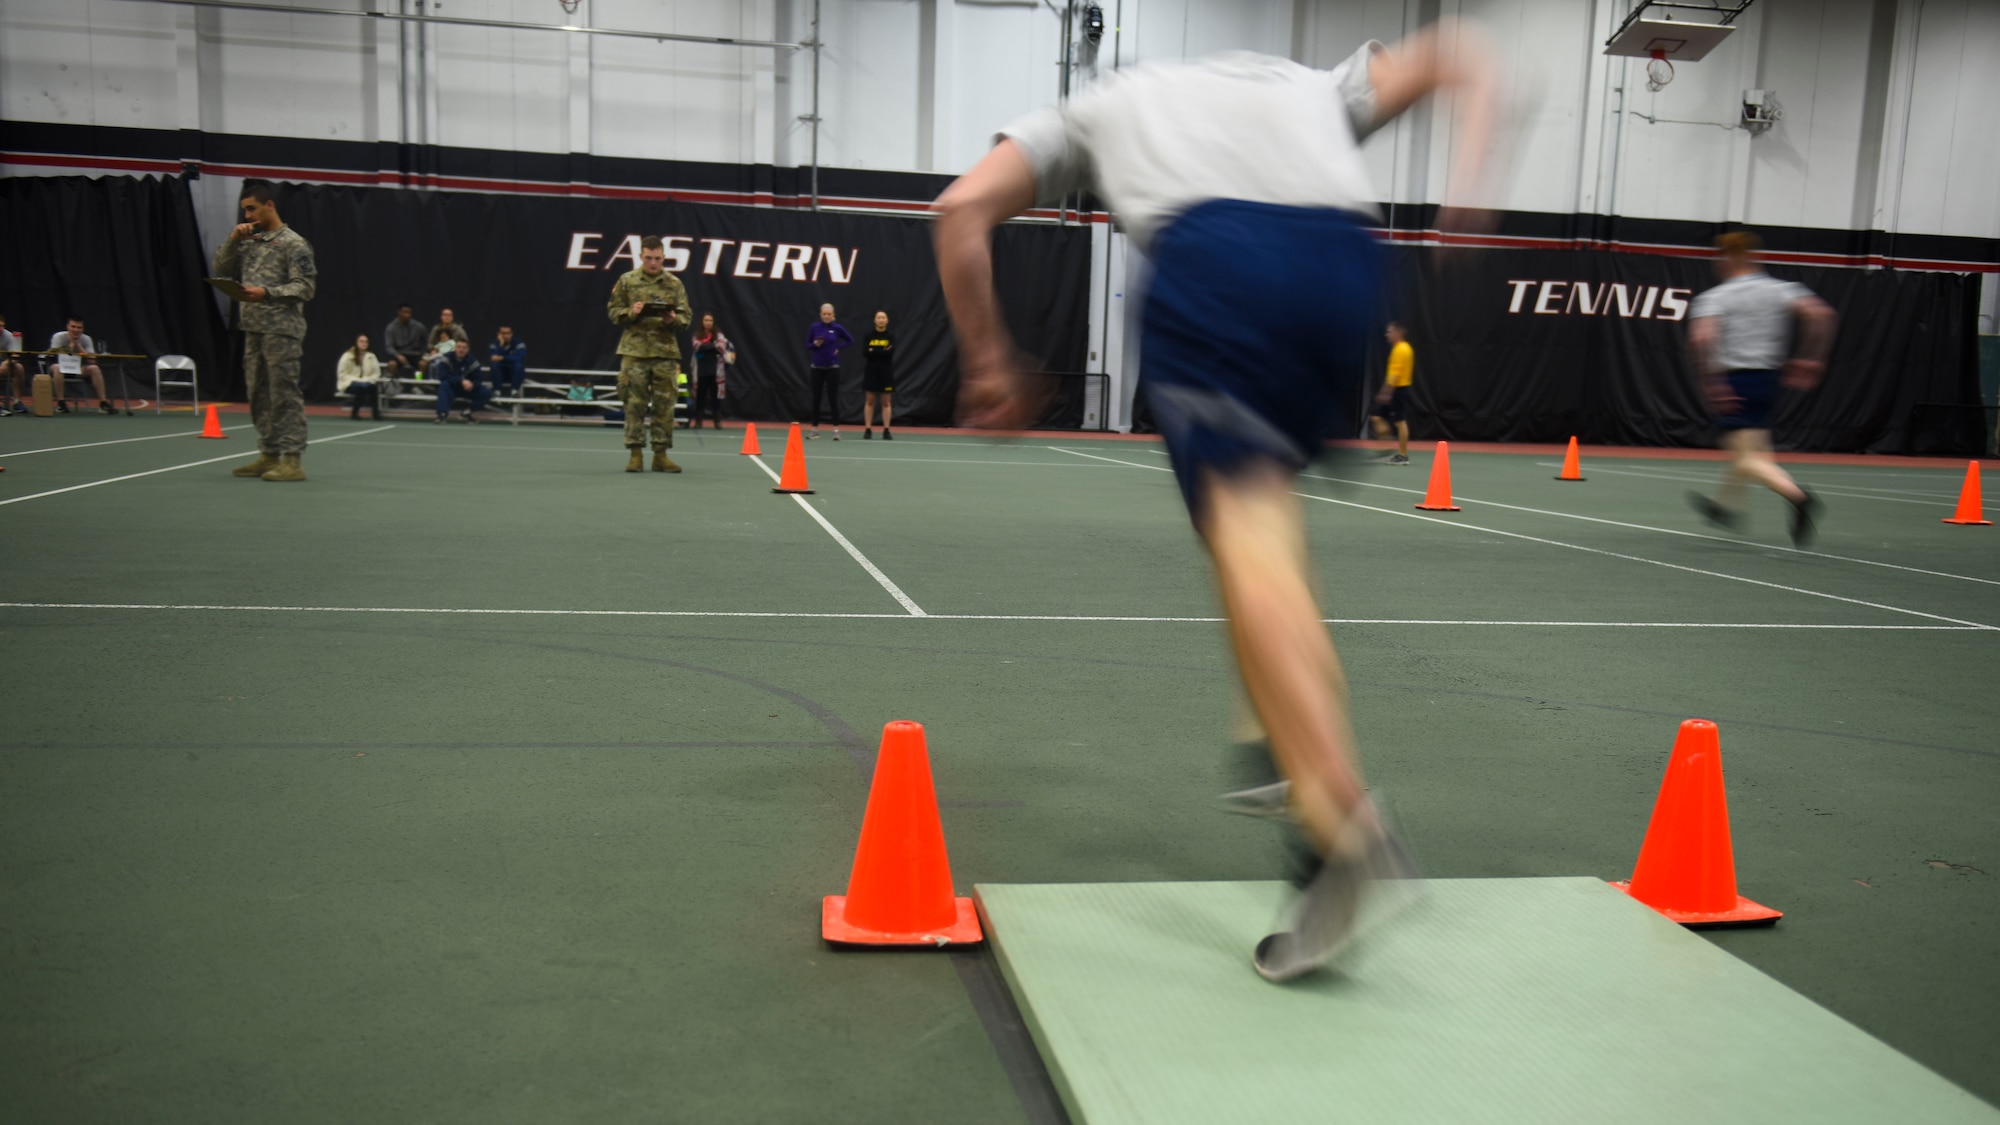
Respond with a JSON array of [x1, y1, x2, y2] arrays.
[[1534, 461, 1953, 506], [1533, 461, 1962, 498], [1, 424, 256, 457], [0, 425, 395, 507], [744, 454, 927, 616], [339, 439, 1114, 468], [0, 601, 1980, 630], [1049, 447, 1998, 631], [1298, 470, 2000, 588]]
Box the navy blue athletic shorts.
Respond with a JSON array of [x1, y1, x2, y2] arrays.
[[1140, 199, 1381, 515], [1715, 368, 1780, 431]]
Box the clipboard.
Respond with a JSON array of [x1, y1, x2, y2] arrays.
[[57, 354, 83, 375], [206, 277, 252, 301], [639, 302, 677, 320]]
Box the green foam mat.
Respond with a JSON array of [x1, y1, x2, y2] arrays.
[[974, 878, 1998, 1124]]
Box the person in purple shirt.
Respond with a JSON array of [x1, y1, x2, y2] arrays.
[[806, 302, 855, 439]]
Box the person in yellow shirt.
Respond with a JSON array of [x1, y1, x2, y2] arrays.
[[1369, 322, 1415, 464]]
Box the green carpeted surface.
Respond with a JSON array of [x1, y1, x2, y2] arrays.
[[1, 416, 1996, 1122], [974, 878, 2000, 1124]]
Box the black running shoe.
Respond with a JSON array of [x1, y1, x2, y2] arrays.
[[883, 429, 893, 440], [99, 400, 116, 414], [1788, 489, 1821, 548], [1686, 491, 1742, 530]]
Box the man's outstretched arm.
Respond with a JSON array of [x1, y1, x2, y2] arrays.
[[932, 139, 1038, 429]]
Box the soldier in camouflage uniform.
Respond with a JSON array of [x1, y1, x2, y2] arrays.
[[213, 181, 317, 482], [606, 235, 693, 473]]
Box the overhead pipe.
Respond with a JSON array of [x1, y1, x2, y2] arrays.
[[107, 0, 805, 51]]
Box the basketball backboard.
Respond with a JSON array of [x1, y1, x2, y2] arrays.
[[1605, 18, 1736, 61]]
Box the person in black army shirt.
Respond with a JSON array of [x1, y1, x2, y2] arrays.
[[606, 235, 693, 473], [213, 181, 317, 482], [862, 309, 895, 440]]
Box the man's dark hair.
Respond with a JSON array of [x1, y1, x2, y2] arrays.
[[67, 315, 85, 326], [398, 303, 412, 311], [1387, 320, 1406, 333], [239, 181, 276, 206], [640, 235, 665, 252]]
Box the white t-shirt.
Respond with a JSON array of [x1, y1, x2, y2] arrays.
[[0, 329, 20, 355], [50, 331, 97, 355], [1688, 272, 1813, 371], [997, 46, 1385, 253]]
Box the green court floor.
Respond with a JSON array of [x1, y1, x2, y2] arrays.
[[2, 415, 1995, 1122]]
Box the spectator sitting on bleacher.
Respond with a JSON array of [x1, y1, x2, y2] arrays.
[[337, 334, 384, 420], [383, 304, 427, 380], [487, 326, 526, 397], [433, 338, 490, 424], [1, 313, 26, 415], [428, 308, 469, 356], [48, 317, 114, 414]]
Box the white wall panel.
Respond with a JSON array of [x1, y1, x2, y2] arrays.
[[1, 0, 1995, 242], [1, 0, 180, 129], [210, 7, 372, 140]]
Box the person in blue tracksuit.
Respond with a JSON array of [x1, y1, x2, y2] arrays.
[[434, 339, 492, 423], [487, 326, 527, 397]]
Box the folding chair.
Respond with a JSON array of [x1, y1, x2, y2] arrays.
[[155, 355, 199, 415]]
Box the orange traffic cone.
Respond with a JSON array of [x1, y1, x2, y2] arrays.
[[1611, 719, 1780, 926], [1555, 435, 1585, 481], [771, 422, 813, 494], [1941, 461, 1991, 525], [198, 404, 226, 438], [1414, 441, 1461, 511], [822, 721, 983, 947], [739, 421, 762, 456]]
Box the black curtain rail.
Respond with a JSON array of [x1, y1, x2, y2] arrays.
[[100, 0, 806, 50]]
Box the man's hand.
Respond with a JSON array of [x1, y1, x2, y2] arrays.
[[461, 379, 474, 393], [1781, 358, 1825, 391], [1704, 376, 1740, 411], [1374, 386, 1393, 405], [956, 352, 1046, 431], [630, 301, 646, 318], [490, 353, 504, 363], [230, 223, 256, 242], [241, 286, 267, 302]]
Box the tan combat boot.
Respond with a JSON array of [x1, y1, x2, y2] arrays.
[[232, 454, 280, 478], [625, 448, 643, 472], [652, 449, 682, 473], [261, 453, 306, 482]]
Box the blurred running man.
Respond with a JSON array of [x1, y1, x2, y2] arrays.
[[934, 24, 1497, 981], [1684, 231, 1837, 547], [1369, 321, 1415, 464]]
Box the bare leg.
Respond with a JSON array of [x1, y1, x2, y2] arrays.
[[863, 391, 877, 429], [1394, 420, 1409, 459], [1369, 415, 1390, 440], [881, 392, 892, 429], [86, 365, 107, 402], [1197, 465, 1365, 855], [1721, 429, 1805, 504]]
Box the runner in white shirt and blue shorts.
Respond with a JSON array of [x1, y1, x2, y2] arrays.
[[932, 22, 1501, 982], [1685, 231, 1838, 547]]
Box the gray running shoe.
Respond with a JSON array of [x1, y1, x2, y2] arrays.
[[1253, 812, 1421, 983], [1386, 454, 1410, 465], [1219, 780, 1291, 819]]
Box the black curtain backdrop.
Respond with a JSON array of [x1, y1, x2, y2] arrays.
[[272, 183, 1092, 427], [1386, 247, 1983, 454], [0, 175, 232, 400]]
